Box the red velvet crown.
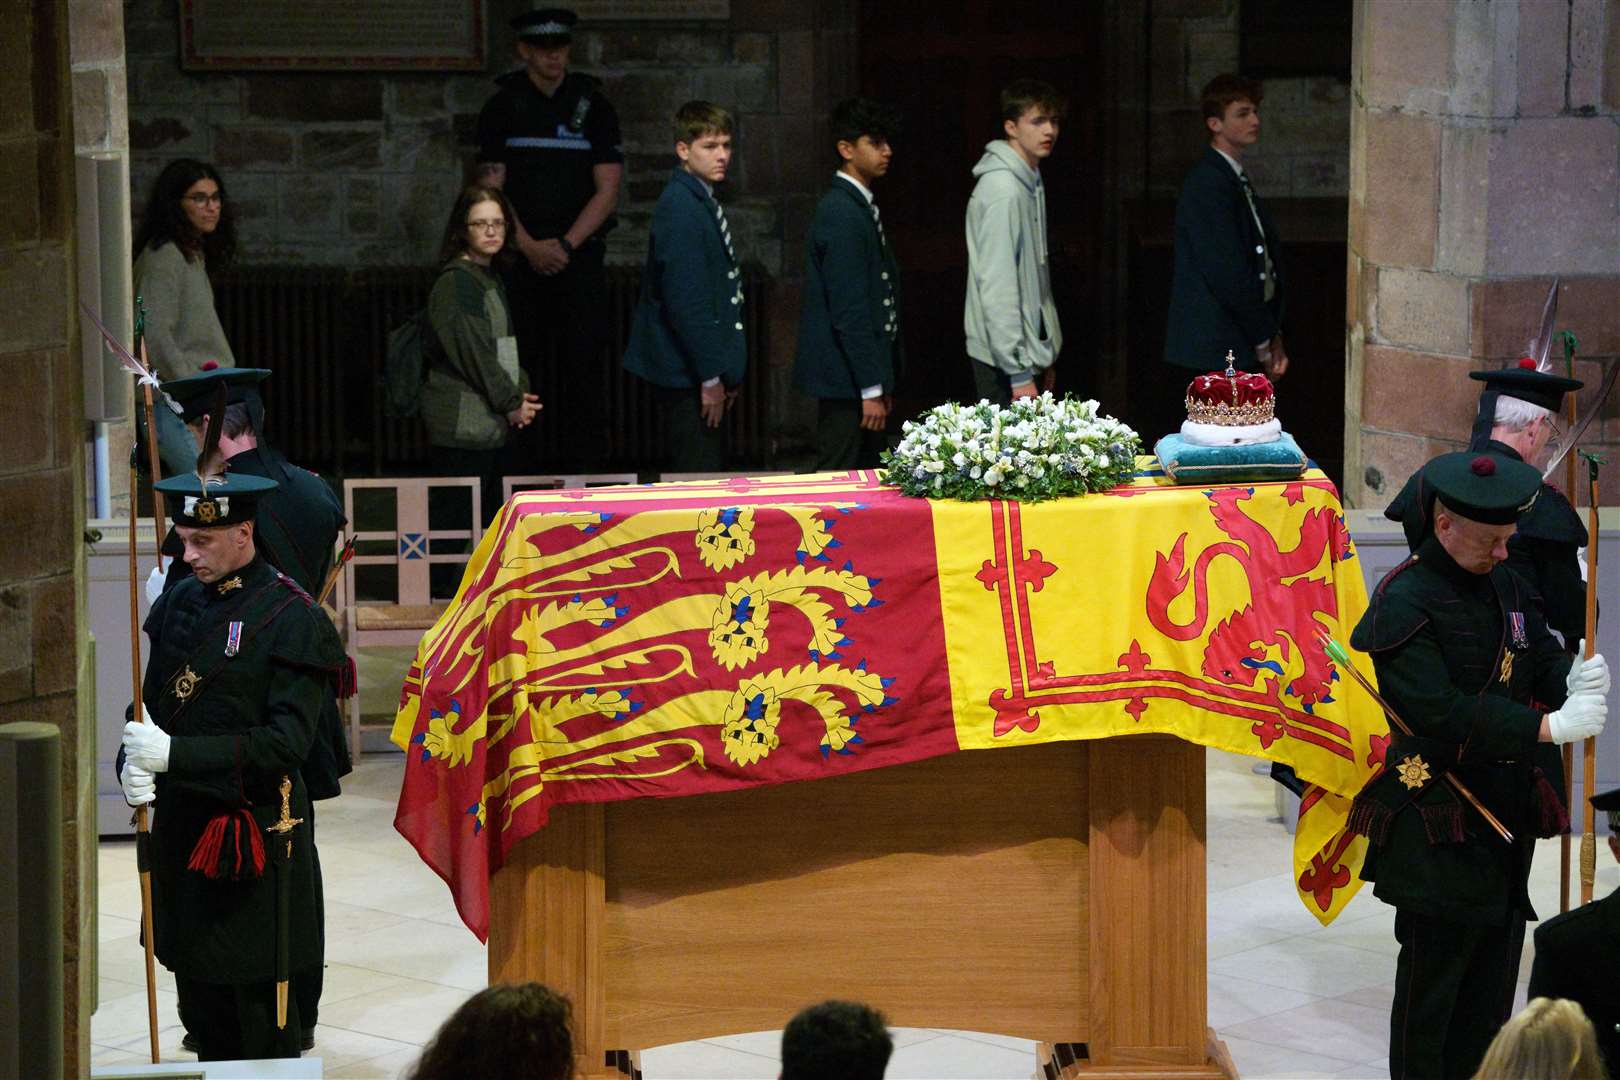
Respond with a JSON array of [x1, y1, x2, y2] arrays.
[[1184, 352, 1275, 426]]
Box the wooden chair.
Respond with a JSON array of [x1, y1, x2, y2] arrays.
[[502, 473, 641, 502], [339, 476, 481, 760]]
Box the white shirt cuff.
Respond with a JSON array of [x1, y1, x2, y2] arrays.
[[860, 384, 883, 400], [701, 376, 722, 388]]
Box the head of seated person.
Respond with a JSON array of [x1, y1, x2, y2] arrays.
[[407, 982, 574, 1080], [1473, 997, 1603, 1080], [780, 999, 893, 1080]]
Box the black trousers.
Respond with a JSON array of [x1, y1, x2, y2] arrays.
[[652, 385, 724, 473], [177, 970, 315, 1060], [501, 242, 611, 472], [429, 445, 505, 599], [1389, 908, 1526, 1080], [815, 399, 887, 471], [969, 358, 1014, 408]]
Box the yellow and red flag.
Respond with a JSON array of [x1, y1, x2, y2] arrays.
[[392, 466, 1386, 938]]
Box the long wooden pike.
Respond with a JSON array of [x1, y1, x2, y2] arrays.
[[1319, 634, 1515, 844], [127, 448, 161, 1065], [1580, 451, 1603, 904], [1562, 342, 1578, 912]]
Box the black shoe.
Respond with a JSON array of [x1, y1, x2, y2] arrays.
[[182, 1029, 312, 1053], [301, 1029, 315, 1052], [181, 1032, 199, 1054]]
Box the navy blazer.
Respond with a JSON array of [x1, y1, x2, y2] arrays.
[[793, 178, 903, 399], [623, 168, 747, 390], [1163, 147, 1286, 371]]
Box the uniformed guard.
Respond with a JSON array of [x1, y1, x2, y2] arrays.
[[118, 467, 343, 1061], [157, 365, 347, 600], [1528, 786, 1620, 1070], [1350, 450, 1610, 1080], [154, 364, 350, 1054], [1386, 358, 1587, 649], [476, 6, 624, 471]]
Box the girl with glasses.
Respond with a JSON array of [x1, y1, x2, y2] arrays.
[[421, 185, 542, 530]]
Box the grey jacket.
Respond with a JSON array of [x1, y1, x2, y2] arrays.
[[134, 241, 236, 380], [964, 140, 1061, 384]]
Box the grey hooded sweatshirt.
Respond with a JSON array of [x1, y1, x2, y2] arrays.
[[964, 140, 1062, 385]]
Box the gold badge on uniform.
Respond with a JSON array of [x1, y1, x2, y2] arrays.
[[173, 664, 200, 701], [1499, 651, 1515, 685], [217, 576, 243, 595], [1396, 755, 1432, 791], [195, 499, 219, 524]]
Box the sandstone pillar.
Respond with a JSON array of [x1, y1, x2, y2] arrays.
[[1347, 0, 1620, 507]]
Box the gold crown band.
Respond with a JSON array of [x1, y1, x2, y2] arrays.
[[1184, 397, 1276, 426]]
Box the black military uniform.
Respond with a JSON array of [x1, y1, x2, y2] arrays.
[[1385, 363, 1587, 647], [477, 7, 623, 470], [155, 367, 351, 1053], [1351, 452, 1580, 1080], [1527, 786, 1620, 1072], [121, 471, 343, 1061]]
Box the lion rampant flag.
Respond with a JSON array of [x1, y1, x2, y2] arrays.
[[392, 467, 1386, 938]]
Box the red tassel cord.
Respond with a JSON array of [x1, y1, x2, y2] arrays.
[[186, 808, 266, 880]]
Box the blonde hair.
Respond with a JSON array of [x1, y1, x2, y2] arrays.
[[1473, 997, 1605, 1080]]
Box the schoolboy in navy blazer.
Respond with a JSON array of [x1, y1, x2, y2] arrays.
[[793, 97, 905, 471], [623, 101, 746, 471], [1163, 74, 1288, 378]]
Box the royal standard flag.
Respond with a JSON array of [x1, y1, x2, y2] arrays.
[[392, 467, 1387, 938]]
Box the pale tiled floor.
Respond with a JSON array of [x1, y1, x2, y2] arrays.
[[91, 700, 1620, 1078]]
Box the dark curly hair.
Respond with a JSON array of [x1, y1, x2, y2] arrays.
[[437, 184, 519, 267], [405, 983, 575, 1080], [781, 999, 893, 1080], [133, 158, 237, 270]]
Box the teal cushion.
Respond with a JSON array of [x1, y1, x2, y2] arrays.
[[1154, 431, 1309, 485]]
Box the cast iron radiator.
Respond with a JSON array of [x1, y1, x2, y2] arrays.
[[213, 263, 775, 477]]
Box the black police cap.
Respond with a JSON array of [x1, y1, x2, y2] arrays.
[[1592, 787, 1620, 813], [511, 7, 576, 42], [155, 471, 278, 528]]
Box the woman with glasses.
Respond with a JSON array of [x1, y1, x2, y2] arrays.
[[422, 185, 542, 529], [133, 159, 239, 475]]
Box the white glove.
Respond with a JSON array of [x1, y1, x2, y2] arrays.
[[144, 557, 174, 606], [122, 719, 172, 773], [120, 761, 155, 806], [1547, 693, 1607, 745], [1577, 547, 1589, 584], [1565, 645, 1610, 697]]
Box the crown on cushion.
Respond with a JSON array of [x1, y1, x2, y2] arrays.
[[1185, 351, 1276, 426]]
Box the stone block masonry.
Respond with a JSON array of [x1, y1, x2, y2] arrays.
[[123, 0, 843, 276]]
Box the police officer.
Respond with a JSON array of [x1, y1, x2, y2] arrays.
[[119, 468, 342, 1060], [156, 365, 350, 1053], [1386, 360, 1587, 649], [1528, 786, 1620, 1070], [476, 7, 624, 471], [1350, 450, 1610, 1080]]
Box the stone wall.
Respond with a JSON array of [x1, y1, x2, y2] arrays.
[[1146, 0, 1350, 200], [1, 0, 94, 1074], [125, 0, 852, 275], [1347, 0, 1620, 508]]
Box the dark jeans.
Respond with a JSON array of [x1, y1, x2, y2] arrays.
[[176, 970, 314, 1060], [652, 385, 724, 473], [1388, 908, 1525, 1080], [969, 358, 1014, 408], [815, 399, 887, 471], [501, 241, 611, 472]]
